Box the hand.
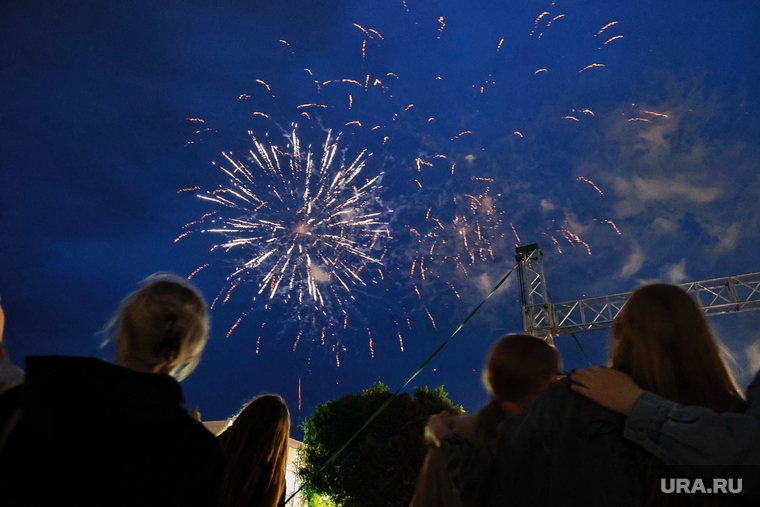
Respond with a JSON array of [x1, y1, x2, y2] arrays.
[[191, 406, 202, 422], [570, 366, 644, 415], [425, 411, 455, 447]]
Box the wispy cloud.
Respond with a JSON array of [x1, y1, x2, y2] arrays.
[[574, 76, 760, 283], [706, 222, 741, 256], [652, 217, 679, 235], [664, 258, 687, 283], [632, 177, 720, 204], [619, 243, 644, 278], [612, 176, 721, 218], [540, 199, 555, 211]]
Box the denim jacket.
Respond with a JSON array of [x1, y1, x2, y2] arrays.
[[625, 370, 760, 470]]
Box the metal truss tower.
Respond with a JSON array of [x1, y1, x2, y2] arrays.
[[516, 243, 760, 341]]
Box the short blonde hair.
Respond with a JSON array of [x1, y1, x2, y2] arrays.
[[113, 273, 209, 380]]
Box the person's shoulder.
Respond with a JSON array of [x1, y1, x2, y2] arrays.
[[150, 409, 225, 478], [536, 376, 575, 407], [25, 354, 107, 369], [0, 383, 24, 427], [528, 377, 624, 434], [452, 412, 477, 436], [175, 411, 224, 455], [185, 415, 221, 443], [0, 383, 24, 404], [545, 376, 621, 417]]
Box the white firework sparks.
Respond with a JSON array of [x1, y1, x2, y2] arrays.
[[195, 127, 390, 336]]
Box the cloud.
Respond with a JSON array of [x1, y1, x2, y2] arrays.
[[540, 199, 555, 211], [710, 223, 741, 256], [563, 211, 591, 236], [638, 124, 673, 152], [632, 177, 720, 203], [476, 270, 515, 296], [583, 82, 760, 280], [664, 258, 687, 283], [612, 177, 721, 213], [653, 217, 678, 235], [619, 243, 644, 278]]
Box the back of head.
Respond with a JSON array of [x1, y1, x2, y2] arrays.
[[483, 334, 560, 407], [473, 334, 559, 448], [115, 273, 209, 381], [217, 394, 291, 507], [612, 283, 745, 413]]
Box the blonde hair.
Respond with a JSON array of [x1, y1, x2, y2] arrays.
[[217, 394, 290, 507], [112, 273, 209, 381]]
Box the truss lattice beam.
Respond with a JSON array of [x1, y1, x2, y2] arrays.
[[517, 245, 760, 339]]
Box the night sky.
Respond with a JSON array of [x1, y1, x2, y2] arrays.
[[2, 0, 760, 439]]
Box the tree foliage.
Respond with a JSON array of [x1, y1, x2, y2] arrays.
[[298, 383, 463, 507]]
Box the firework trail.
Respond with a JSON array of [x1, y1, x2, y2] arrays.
[[401, 174, 508, 307], [189, 127, 390, 345]]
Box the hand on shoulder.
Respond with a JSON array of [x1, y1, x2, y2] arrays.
[[570, 366, 644, 415]]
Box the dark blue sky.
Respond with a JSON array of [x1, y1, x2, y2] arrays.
[[2, 0, 760, 437]]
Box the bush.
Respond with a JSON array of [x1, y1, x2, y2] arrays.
[[298, 383, 463, 507]]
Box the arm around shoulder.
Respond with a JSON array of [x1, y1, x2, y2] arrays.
[[625, 389, 760, 468]]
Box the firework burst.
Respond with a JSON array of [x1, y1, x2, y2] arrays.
[[178, 3, 632, 354], [189, 127, 390, 346], [399, 175, 508, 310]]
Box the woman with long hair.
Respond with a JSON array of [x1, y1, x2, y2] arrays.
[[603, 283, 746, 505], [607, 283, 745, 413], [572, 283, 754, 503], [432, 283, 747, 506], [411, 334, 560, 507], [217, 394, 291, 507], [0, 273, 224, 506]]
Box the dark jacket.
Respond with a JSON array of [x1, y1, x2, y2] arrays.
[[443, 378, 642, 507], [0, 355, 225, 506]]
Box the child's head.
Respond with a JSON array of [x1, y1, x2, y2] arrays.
[[114, 273, 209, 380], [611, 283, 744, 411], [483, 333, 561, 409]]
